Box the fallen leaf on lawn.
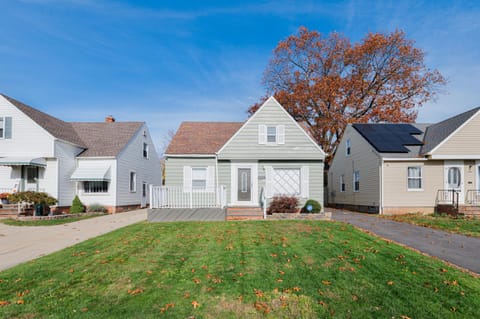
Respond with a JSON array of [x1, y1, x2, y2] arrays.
[[293, 287, 301, 292], [16, 300, 24, 305], [254, 301, 270, 314], [81, 308, 88, 312], [400, 315, 411, 319], [352, 295, 358, 301], [191, 268, 195, 273], [254, 289, 264, 297], [440, 268, 448, 273], [270, 253, 278, 257], [165, 303, 175, 310], [16, 290, 29, 297], [276, 278, 283, 282], [451, 307, 457, 312], [68, 268, 75, 273], [0, 300, 10, 306], [201, 265, 208, 269], [225, 244, 234, 250], [193, 278, 201, 284], [191, 300, 200, 309], [213, 278, 222, 284], [387, 281, 394, 286], [434, 287, 439, 293], [318, 300, 328, 308], [278, 270, 285, 275], [127, 288, 143, 295], [184, 292, 190, 298], [146, 270, 153, 275], [460, 291, 465, 296], [95, 250, 101, 254], [207, 287, 213, 292], [322, 280, 331, 285]]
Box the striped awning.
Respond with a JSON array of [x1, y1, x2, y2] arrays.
[[0, 157, 46, 167], [71, 165, 111, 181]]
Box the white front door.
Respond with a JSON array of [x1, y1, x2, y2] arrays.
[[444, 161, 464, 204], [231, 163, 258, 206]]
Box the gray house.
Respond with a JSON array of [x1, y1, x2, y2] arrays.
[[160, 97, 325, 219], [328, 107, 480, 216]]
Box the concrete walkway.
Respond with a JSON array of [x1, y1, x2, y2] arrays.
[[332, 210, 480, 274], [0, 209, 147, 271]]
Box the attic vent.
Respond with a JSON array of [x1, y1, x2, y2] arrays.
[[105, 115, 115, 123]]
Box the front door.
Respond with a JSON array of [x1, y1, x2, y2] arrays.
[[444, 161, 464, 204], [23, 166, 39, 191], [237, 168, 251, 202]]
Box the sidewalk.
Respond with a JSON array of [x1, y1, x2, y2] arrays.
[[0, 209, 147, 271]]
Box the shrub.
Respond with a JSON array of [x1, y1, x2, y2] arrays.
[[87, 203, 107, 213], [7, 191, 57, 205], [301, 199, 322, 214], [267, 196, 299, 214], [70, 196, 85, 214]]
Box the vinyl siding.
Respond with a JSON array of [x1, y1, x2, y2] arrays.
[[328, 125, 381, 207], [76, 158, 117, 207], [0, 95, 55, 157], [218, 99, 324, 160], [55, 141, 84, 206], [260, 161, 324, 209], [116, 124, 162, 206], [433, 111, 480, 155], [218, 160, 231, 202], [164, 157, 216, 188]]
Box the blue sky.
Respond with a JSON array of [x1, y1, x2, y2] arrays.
[[1, 0, 480, 153]]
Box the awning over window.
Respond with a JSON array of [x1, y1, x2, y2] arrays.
[[71, 165, 111, 181], [0, 157, 46, 167]]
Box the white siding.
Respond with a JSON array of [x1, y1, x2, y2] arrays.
[[75, 158, 117, 207], [54, 141, 84, 206], [116, 124, 162, 206]]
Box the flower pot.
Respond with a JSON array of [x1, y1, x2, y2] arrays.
[[1, 199, 9, 204]]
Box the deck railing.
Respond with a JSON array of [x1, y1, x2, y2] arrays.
[[435, 189, 459, 209], [465, 190, 480, 206], [150, 185, 227, 209]]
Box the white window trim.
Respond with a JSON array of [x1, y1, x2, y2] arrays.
[[266, 126, 277, 145], [407, 166, 423, 191], [353, 170, 360, 192], [82, 181, 109, 194], [346, 139, 351, 157], [129, 170, 137, 193], [340, 174, 345, 192], [191, 166, 208, 192]]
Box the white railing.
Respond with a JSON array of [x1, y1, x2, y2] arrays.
[[0, 188, 11, 194], [150, 185, 227, 209]]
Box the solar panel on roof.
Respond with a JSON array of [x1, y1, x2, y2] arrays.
[[352, 124, 423, 153]]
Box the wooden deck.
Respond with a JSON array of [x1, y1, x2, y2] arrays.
[[148, 208, 225, 222]]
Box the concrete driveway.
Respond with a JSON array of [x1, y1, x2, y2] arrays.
[[0, 209, 147, 271], [332, 210, 480, 274]]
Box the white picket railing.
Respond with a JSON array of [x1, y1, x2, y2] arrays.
[[150, 185, 227, 209]]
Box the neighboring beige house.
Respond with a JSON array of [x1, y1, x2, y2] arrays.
[[328, 107, 480, 215]]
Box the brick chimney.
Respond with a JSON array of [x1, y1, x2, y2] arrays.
[[105, 115, 115, 123]]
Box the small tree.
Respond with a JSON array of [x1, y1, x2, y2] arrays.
[[267, 196, 299, 214], [70, 196, 85, 213]]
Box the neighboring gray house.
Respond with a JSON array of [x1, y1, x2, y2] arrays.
[[328, 107, 480, 216], [0, 94, 161, 213], [162, 97, 326, 219]]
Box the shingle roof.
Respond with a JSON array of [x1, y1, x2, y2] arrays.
[[166, 122, 243, 155], [1, 93, 86, 147], [71, 122, 144, 157], [421, 107, 480, 154], [2, 93, 144, 157]]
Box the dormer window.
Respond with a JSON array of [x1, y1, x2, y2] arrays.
[[267, 126, 277, 143], [346, 139, 351, 156]]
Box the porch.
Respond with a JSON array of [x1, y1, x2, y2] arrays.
[[0, 157, 47, 192], [435, 189, 480, 217]]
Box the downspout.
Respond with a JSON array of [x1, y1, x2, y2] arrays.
[[379, 158, 384, 215]]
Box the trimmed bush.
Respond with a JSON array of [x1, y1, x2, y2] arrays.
[[301, 199, 322, 214], [70, 196, 85, 214], [87, 203, 108, 213], [267, 196, 299, 214]]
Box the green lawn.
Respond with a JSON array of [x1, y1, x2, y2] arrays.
[[0, 221, 479, 318], [0, 214, 104, 226], [382, 214, 480, 237]]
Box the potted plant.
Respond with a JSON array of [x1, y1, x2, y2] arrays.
[[8, 191, 58, 216], [0, 193, 10, 204]]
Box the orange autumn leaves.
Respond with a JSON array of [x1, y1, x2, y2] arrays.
[[250, 27, 446, 161]]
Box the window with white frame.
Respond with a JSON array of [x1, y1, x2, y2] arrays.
[[143, 142, 149, 159], [267, 126, 277, 143], [353, 170, 360, 192], [192, 167, 207, 191], [142, 182, 147, 197], [130, 171, 136, 192], [340, 174, 345, 192], [346, 139, 351, 156], [407, 166, 422, 190], [0, 117, 4, 138], [272, 168, 301, 195], [84, 181, 108, 193]]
